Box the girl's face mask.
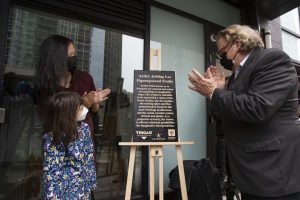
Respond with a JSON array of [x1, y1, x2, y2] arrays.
[[76, 105, 89, 121]]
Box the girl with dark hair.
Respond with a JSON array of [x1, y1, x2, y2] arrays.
[[42, 91, 96, 199], [34, 34, 110, 134]]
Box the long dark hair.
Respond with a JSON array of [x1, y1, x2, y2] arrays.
[[33, 35, 74, 103], [43, 91, 81, 146]]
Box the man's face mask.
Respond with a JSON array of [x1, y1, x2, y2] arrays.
[[220, 51, 234, 70], [218, 42, 238, 71], [67, 56, 77, 71]]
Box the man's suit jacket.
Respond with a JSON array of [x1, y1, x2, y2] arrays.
[[211, 48, 300, 197]]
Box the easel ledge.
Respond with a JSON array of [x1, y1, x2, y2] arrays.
[[119, 141, 194, 200], [119, 141, 194, 146]]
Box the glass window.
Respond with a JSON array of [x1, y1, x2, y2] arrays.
[[280, 8, 300, 34], [280, 8, 300, 62], [282, 31, 300, 61], [150, 6, 207, 191], [0, 7, 143, 199]]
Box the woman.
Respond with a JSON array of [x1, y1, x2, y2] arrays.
[[34, 35, 110, 133]]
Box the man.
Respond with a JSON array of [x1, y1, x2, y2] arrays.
[[188, 24, 300, 200]]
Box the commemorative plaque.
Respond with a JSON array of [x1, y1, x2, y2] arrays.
[[133, 70, 178, 142]]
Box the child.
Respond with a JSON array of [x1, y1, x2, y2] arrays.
[[42, 91, 96, 199]]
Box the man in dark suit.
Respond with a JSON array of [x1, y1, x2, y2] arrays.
[[188, 24, 300, 200]]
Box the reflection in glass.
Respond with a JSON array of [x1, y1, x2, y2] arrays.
[[150, 41, 162, 70], [0, 7, 143, 199]]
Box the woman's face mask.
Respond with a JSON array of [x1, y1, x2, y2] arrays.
[[76, 105, 89, 121], [67, 56, 77, 72]]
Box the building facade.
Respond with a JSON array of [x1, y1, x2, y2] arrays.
[[0, 0, 299, 199]]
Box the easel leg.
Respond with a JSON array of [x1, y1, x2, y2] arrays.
[[158, 147, 164, 200], [149, 146, 156, 200], [150, 146, 164, 200], [176, 145, 188, 200], [124, 146, 137, 200]]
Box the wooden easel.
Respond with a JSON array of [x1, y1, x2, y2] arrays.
[[119, 141, 194, 200]]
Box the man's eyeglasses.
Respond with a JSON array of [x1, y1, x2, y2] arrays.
[[217, 43, 230, 58]]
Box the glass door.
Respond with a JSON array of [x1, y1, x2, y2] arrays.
[[0, 7, 143, 199]]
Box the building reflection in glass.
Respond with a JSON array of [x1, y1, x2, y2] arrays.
[[0, 7, 143, 199]]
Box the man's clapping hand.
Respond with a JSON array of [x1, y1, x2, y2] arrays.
[[188, 66, 225, 98]]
